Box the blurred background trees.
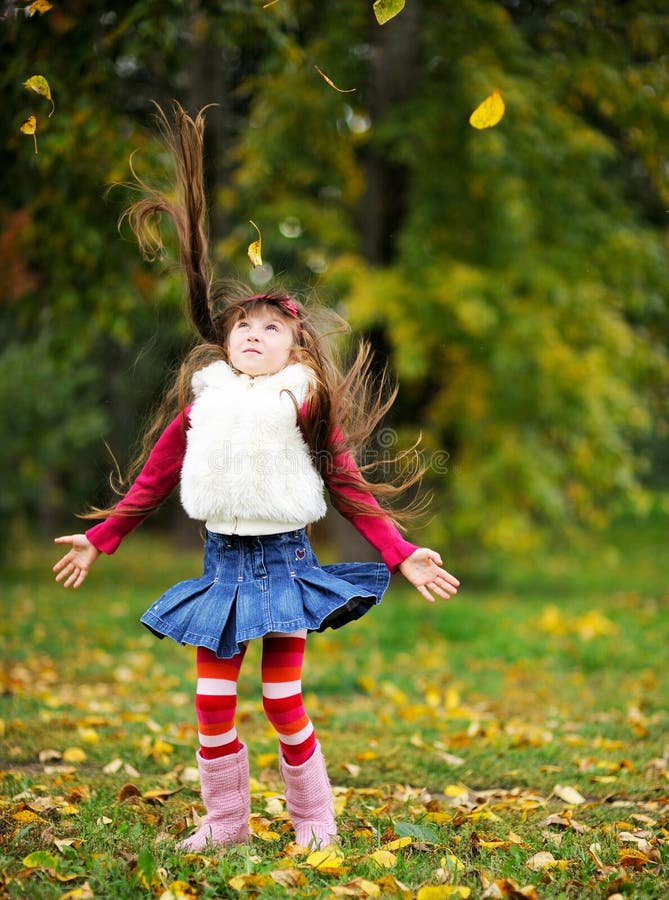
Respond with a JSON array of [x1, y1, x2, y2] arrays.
[[2, 0, 667, 569]]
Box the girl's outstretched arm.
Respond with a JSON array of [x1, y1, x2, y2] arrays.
[[398, 547, 460, 603], [53, 534, 100, 589]]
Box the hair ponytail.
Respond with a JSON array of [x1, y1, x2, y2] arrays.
[[122, 102, 217, 342]]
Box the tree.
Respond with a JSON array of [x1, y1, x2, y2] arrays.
[[2, 0, 667, 565]]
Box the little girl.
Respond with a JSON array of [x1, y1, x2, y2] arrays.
[[53, 105, 459, 852]]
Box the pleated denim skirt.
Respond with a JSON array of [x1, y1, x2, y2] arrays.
[[140, 529, 390, 658]]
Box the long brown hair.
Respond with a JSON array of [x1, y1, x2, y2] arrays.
[[86, 104, 427, 527]]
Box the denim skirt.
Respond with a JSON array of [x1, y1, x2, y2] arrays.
[[140, 529, 390, 658]]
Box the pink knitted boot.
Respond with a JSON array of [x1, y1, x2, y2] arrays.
[[177, 745, 250, 852], [280, 741, 337, 848]]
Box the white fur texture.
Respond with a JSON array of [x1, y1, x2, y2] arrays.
[[180, 362, 327, 527]]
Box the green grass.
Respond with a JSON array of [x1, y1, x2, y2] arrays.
[[1, 510, 668, 898]]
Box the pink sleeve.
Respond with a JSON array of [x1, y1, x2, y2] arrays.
[[85, 406, 192, 555], [303, 407, 417, 573]]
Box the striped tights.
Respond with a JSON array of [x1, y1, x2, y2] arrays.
[[194, 633, 316, 766]]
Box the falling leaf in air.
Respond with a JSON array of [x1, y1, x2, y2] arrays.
[[373, 0, 405, 25], [28, 0, 53, 14], [248, 220, 263, 267], [24, 75, 55, 116], [469, 89, 505, 129], [314, 65, 356, 93], [20, 115, 38, 153]]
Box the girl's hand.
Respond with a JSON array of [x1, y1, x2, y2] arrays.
[[53, 534, 100, 589], [398, 548, 459, 603]]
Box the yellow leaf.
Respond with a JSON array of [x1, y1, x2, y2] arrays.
[[526, 851, 559, 871], [373, 0, 405, 25], [28, 0, 53, 14], [306, 849, 346, 872], [417, 887, 471, 899], [375, 875, 412, 899], [23, 75, 55, 117], [228, 873, 270, 890], [469, 89, 505, 130], [62, 747, 87, 763], [368, 849, 397, 868], [314, 65, 356, 94], [13, 809, 44, 824], [79, 727, 100, 744], [382, 837, 412, 851], [60, 885, 94, 900], [248, 220, 263, 267], [159, 881, 198, 900], [20, 115, 38, 154], [441, 853, 465, 871], [22, 850, 58, 868], [269, 869, 307, 888], [553, 784, 586, 805], [618, 848, 658, 869], [332, 878, 381, 898], [444, 783, 469, 798]]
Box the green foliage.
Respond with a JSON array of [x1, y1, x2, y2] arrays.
[[1, 0, 667, 561]]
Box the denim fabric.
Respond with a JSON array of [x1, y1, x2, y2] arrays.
[[140, 529, 390, 659]]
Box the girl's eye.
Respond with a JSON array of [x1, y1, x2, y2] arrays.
[[267, 324, 279, 331]]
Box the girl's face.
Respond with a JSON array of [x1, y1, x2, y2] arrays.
[[227, 306, 297, 376]]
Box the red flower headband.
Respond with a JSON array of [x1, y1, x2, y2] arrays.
[[245, 295, 301, 322]]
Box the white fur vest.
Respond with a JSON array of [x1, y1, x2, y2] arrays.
[[180, 361, 327, 534]]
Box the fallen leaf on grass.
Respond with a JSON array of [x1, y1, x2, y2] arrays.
[[552, 784, 586, 805], [375, 875, 412, 898], [229, 873, 270, 891], [618, 847, 662, 869], [305, 848, 347, 874], [332, 877, 381, 897], [268, 868, 307, 888], [13, 809, 45, 825], [60, 884, 94, 900], [525, 851, 567, 871], [417, 888, 471, 899], [142, 787, 183, 804], [368, 849, 397, 868], [249, 814, 281, 842], [542, 810, 590, 833], [480, 874, 540, 899], [62, 747, 87, 763], [381, 836, 412, 851], [159, 882, 198, 900], [22, 851, 59, 869]]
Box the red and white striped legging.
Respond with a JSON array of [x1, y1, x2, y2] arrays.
[[194, 631, 317, 766]]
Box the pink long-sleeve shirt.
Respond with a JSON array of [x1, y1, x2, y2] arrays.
[[86, 403, 418, 573]]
